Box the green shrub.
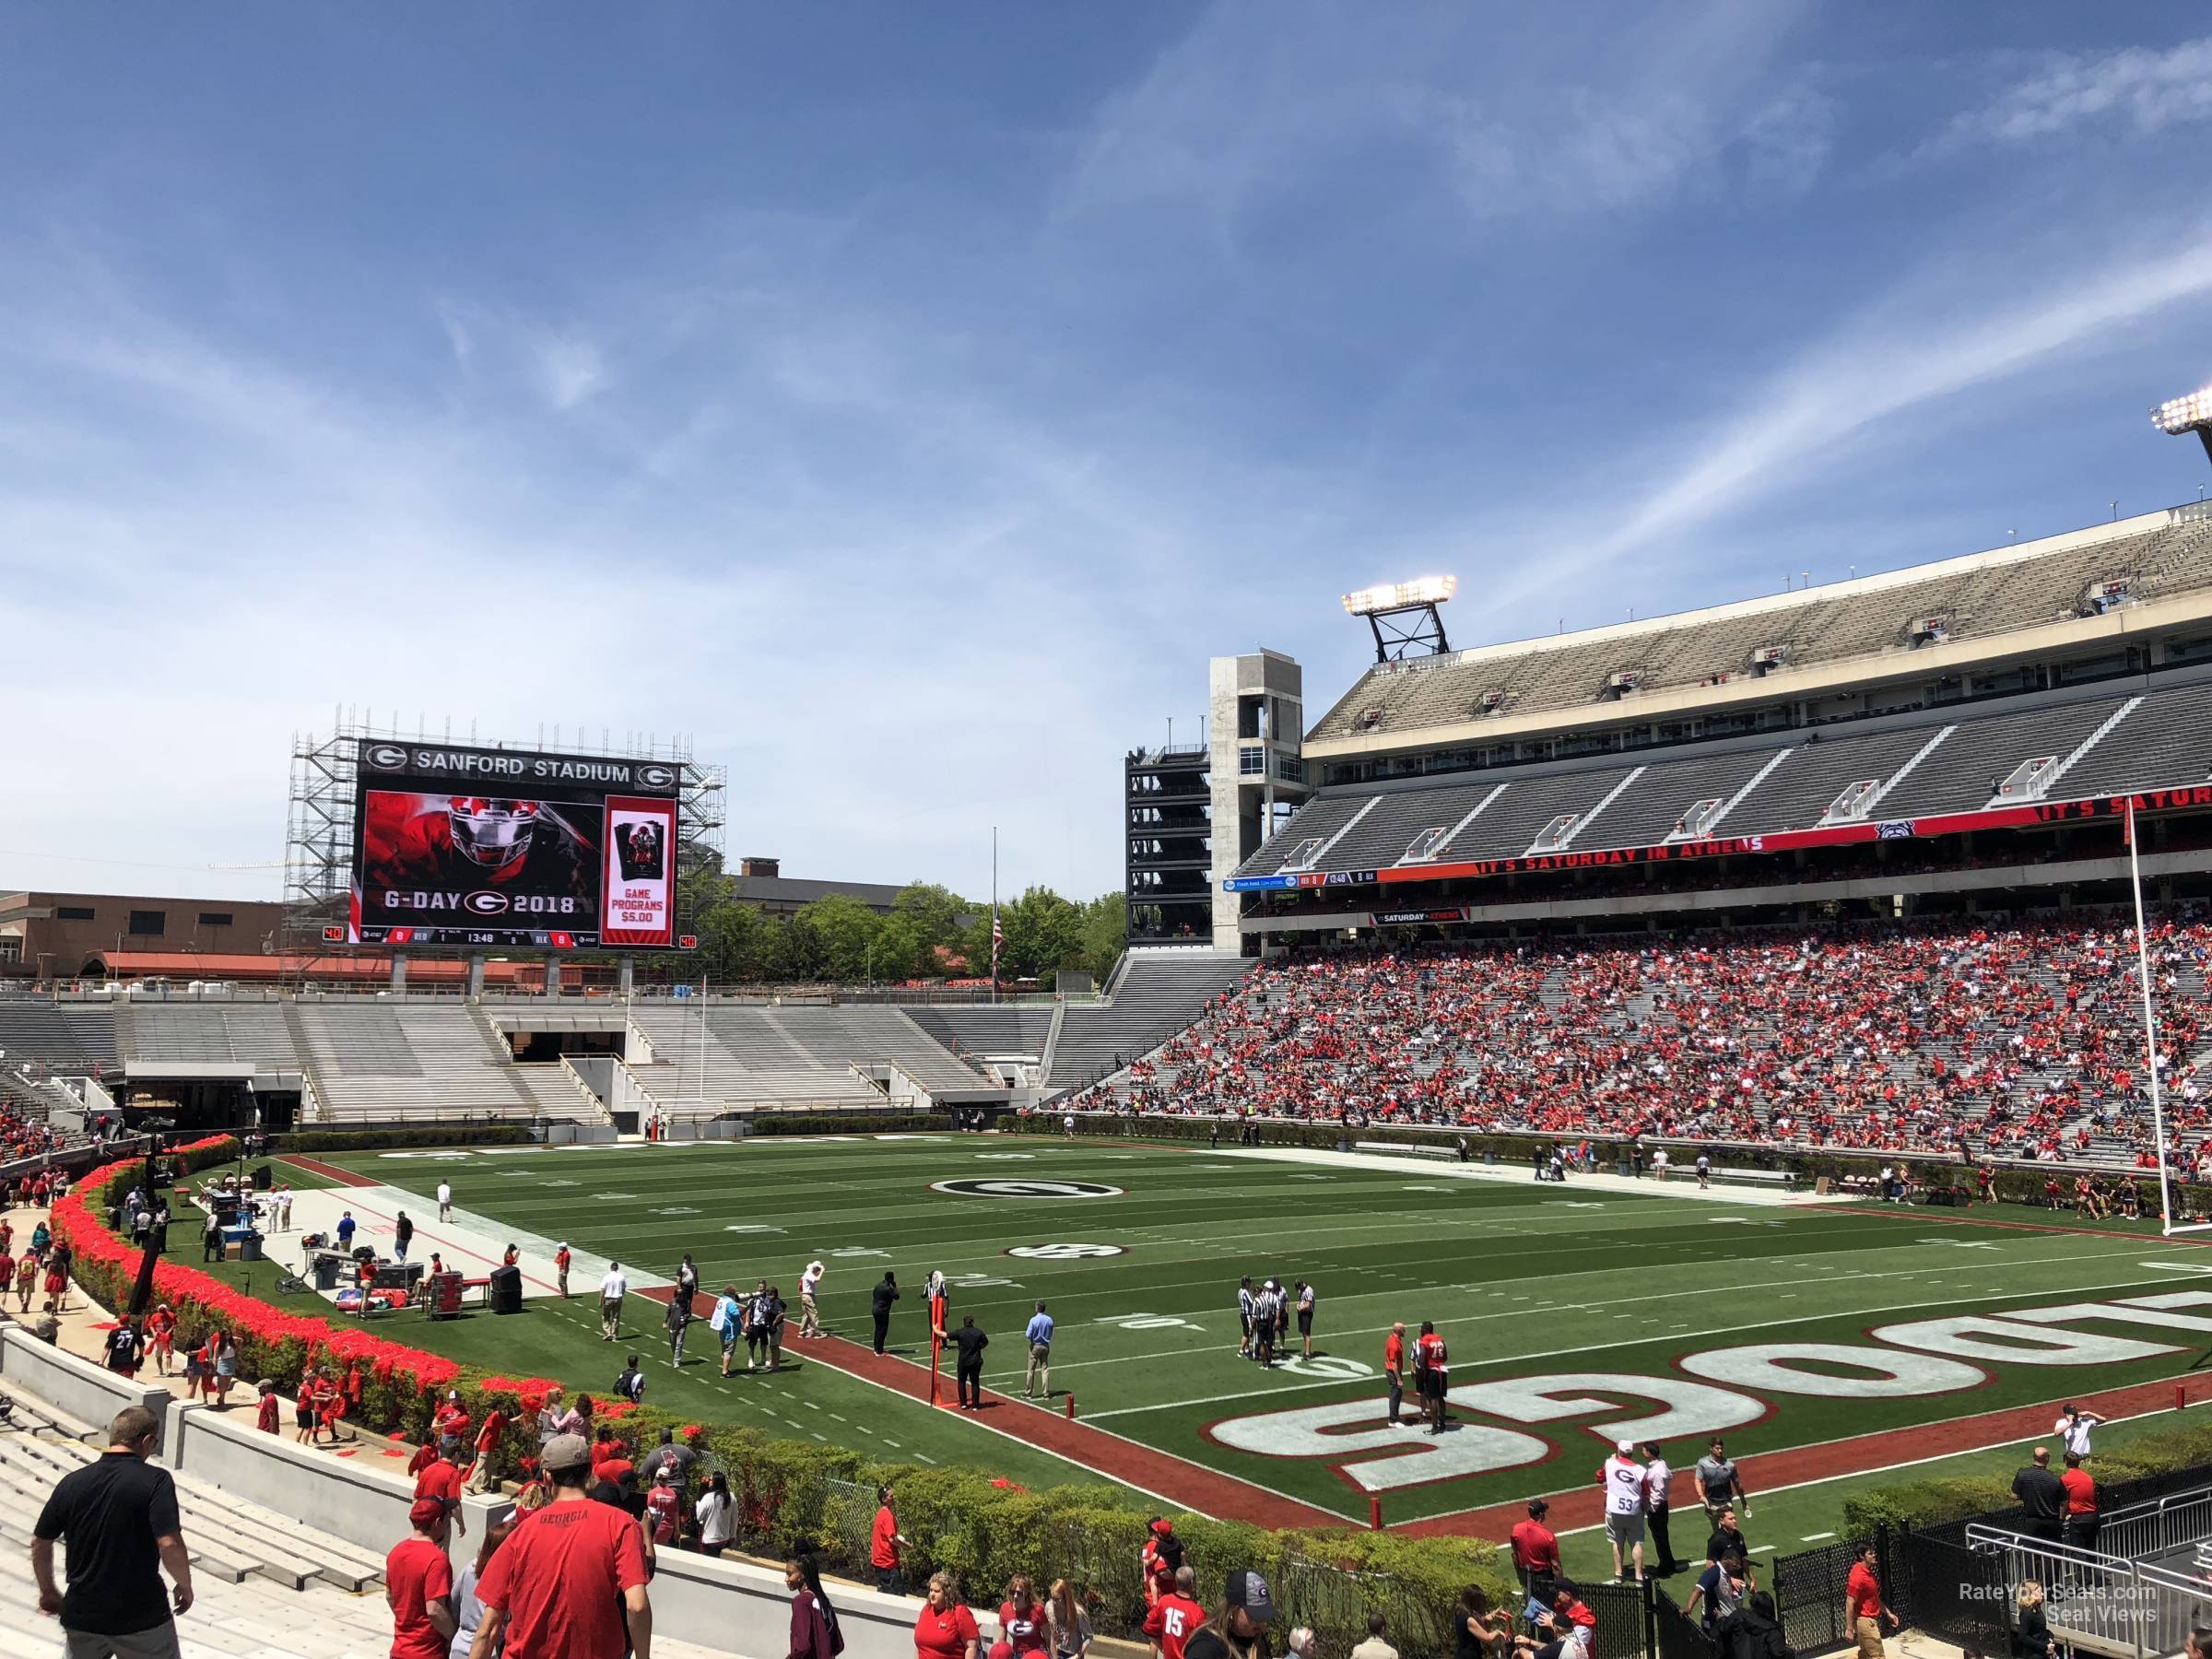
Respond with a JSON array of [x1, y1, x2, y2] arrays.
[[1841, 1475, 2017, 1535]]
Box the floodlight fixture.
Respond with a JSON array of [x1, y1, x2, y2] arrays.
[[2154, 385, 2212, 465], [1341, 575, 1457, 617], [1341, 575, 1457, 664]]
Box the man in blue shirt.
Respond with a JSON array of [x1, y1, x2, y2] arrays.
[[335, 1211, 356, 1250], [1024, 1301, 1054, 1400]]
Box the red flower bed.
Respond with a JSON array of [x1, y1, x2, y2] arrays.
[[53, 1136, 459, 1432]]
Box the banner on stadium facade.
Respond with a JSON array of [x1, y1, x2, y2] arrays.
[[347, 738, 684, 948], [1372, 907, 1466, 925], [1221, 784, 2212, 893]]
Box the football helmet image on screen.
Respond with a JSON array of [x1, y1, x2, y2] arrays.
[[450, 797, 541, 868]]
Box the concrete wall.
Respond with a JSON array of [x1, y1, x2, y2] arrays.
[[160, 1400, 502, 1567], [648, 1547, 921, 1659], [0, 1324, 171, 1448]]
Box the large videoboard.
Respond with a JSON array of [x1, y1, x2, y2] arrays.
[[347, 739, 681, 949]]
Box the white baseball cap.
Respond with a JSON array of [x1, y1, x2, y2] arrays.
[[1617, 1439, 1636, 1454]]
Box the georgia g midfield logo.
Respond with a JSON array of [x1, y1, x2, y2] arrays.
[[931, 1179, 1125, 1199]]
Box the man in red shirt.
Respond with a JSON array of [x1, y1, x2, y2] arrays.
[[1141, 1518, 1178, 1607], [388, 1496, 458, 1659], [1383, 1323, 1406, 1426], [2061, 1453, 2100, 1553], [476, 1432, 651, 1659], [413, 1446, 467, 1540], [555, 1242, 572, 1300], [1509, 1499, 1561, 1595], [1845, 1542, 1895, 1659], [1144, 1565, 1206, 1659]]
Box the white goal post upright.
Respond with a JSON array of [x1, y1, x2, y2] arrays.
[[2130, 799, 2206, 1235]]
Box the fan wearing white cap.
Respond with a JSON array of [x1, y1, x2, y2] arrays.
[[799, 1259, 827, 1338], [1601, 1437, 1647, 1583]]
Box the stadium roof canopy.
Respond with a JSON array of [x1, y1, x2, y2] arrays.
[[1309, 502, 2212, 761]]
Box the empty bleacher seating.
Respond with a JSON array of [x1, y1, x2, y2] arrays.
[[1309, 507, 2212, 741], [1046, 950, 1253, 1088], [1247, 670, 2212, 880]]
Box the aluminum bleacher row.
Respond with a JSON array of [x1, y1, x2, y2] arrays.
[[1310, 504, 2212, 739], [1244, 670, 2212, 880], [1044, 950, 1252, 1088], [0, 1002, 114, 1071]]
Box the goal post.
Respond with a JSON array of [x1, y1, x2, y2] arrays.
[[2129, 800, 2211, 1236]]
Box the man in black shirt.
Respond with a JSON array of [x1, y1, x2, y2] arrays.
[[32, 1406, 193, 1655], [951, 1315, 990, 1409], [871, 1271, 900, 1355], [394, 1210, 415, 1263], [1705, 1506, 1749, 1566], [2012, 1446, 2066, 1545]]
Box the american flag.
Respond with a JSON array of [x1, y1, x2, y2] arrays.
[[991, 911, 1004, 974]]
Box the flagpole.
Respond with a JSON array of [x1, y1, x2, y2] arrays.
[[991, 826, 999, 1006], [2128, 799, 2177, 1232]]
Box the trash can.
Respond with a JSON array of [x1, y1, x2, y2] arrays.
[[312, 1252, 342, 1290], [240, 1232, 265, 1263], [252, 1164, 273, 1191], [489, 1265, 524, 1315]]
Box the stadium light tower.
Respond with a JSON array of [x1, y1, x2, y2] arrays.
[[1342, 575, 1457, 664], [2153, 385, 2212, 465]]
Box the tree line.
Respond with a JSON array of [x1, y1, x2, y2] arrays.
[[677, 856, 1124, 988]]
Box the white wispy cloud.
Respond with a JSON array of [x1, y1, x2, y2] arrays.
[[1933, 37, 2212, 150], [1483, 226, 2212, 606], [1059, 0, 1830, 228]]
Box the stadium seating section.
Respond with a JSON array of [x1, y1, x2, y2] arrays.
[[1248, 672, 2212, 880], [0, 960, 1253, 1127], [1046, 950, 1253, 1088], [1090, 919, 2212, 1170], [1309, 505, 2212, 740]]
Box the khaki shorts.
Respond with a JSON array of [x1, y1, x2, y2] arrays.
[[1854, 1615, 1885, 1659]]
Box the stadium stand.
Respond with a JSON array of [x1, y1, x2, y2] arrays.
[[1087, 916, 2212, 1170], [626, 1004, 936, 1118], [1243, 669, 2212, 880], [0, 1002, 114, 1072], [1045, 949, 1253, 1088], [288, 1002, 596, 1124], [1309, 506, 2212, 741], [904, 1005, 1054, 1067]]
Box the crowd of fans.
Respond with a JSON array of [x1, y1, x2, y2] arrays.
[[1097, 911, 2212, 1169]]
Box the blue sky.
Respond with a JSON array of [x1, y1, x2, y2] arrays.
[[4, 5, 2211, 907]]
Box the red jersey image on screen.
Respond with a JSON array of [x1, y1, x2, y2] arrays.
[[357, 791, 595, 933]]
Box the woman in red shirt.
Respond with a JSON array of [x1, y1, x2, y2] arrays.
[[915, 1572, 982, 1659], [999, 1576, 1051, 1659], [872, 1485, 906, 1595]]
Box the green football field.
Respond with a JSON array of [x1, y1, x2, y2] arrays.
[[284, 1135, 2212, 1543]]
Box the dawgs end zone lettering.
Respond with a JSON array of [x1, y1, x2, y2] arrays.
[[347, 739, 681, 948], [1223, 785, 2212, 896], [1206, 1288, 2212, 1496]]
